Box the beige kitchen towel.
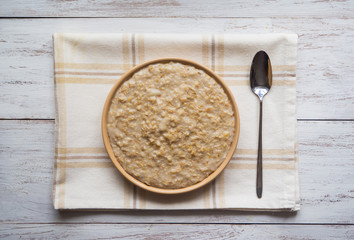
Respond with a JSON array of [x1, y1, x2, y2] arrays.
[[53, 33, 299, 210]]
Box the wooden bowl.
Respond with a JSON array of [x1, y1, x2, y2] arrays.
[[102, 58, 240, 194]]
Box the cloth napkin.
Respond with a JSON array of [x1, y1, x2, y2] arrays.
[[53, 33, 299, 210]]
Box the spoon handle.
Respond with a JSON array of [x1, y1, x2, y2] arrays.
[[257, 100, 263, 198]]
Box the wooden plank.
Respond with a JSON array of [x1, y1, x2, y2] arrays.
[[0, 18, 353, 119], [0, 120, 353, 223], [1, 0, 353, 18], [0, 224, 353, 239]]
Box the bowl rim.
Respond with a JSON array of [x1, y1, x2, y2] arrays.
[[102, 58, 240, 194]]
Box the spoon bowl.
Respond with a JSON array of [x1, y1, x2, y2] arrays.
[[250, 51, 272, 100]]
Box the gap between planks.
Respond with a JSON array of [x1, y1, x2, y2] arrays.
[[1, 222, 353, 226], [0, 17, 354, 19]]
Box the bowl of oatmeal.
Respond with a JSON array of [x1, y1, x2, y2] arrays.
[[102, 58, 240, 194]]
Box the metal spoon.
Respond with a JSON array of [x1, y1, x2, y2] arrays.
[[250, 50, 272, 198]]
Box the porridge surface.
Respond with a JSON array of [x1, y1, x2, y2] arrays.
[[107, 62, 235, 189]]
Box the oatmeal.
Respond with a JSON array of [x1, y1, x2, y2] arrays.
[[107, 62, 235, 189]]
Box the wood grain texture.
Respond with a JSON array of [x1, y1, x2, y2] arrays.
[[0, 18, 353, 119], [1, 0, 353, 236], [0, 120, 353, 224], [1, 0, 353, 18], [0, 224, 353, 240]]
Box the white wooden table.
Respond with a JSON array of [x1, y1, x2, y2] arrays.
[[0, 1, 353, 239]]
